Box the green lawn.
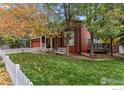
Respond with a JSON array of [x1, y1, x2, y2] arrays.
[[9, 53, 124, 85]]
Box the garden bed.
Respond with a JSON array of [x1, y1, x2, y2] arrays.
[[0, 61, 12, 85], [9, 53, 124, 85]]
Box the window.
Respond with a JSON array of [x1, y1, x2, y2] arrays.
[[88, 39, 91, 44], [42, 36, 46, 48], [64, 31, 75, 46], [42, 36, 45, 43]]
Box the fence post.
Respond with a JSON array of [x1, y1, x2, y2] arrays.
[[15, 64, 20, 85], [6, 55, 9, 59], [4, 55, 9, 65], [0, 49, 34, 85]]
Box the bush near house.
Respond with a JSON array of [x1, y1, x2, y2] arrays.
[[9, 53, 124, 85], [10, 38, 31, 48]]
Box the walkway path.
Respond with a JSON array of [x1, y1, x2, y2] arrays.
[[0, 62, 12, 85], [71, 53, 113, 61], [71, 55, 113, 61], [71, 53, 124, 61]]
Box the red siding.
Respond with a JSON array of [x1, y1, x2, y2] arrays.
[[69, 46, 77, 54], [81, 26, 90, 53], [31, 25, 91, 54], [58, 26, 91, 54], [31, 38, 40, 48], [76, 28, 81, 54], [68, 27, 90, 54]]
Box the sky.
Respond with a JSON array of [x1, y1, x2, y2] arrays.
[[0, 3, 86, 22], [78, 16, 86, 20]]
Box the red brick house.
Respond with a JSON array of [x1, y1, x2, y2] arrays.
[[31, 25, 91, 54]]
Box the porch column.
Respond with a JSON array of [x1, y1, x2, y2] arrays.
[[50, 37, 53, 50]]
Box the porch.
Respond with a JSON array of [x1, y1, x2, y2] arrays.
[[31, 35, 55, 50]]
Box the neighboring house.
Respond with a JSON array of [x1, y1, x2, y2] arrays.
[[119, 33, 124, 54], [119, 45, 124, 54]]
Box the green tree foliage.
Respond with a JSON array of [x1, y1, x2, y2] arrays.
[[42, 3, 80, 55], [97, 4, 122, 56], [80, 4, 123, 57], [119, 4, 124, 47], [80, 3, 104, 57]]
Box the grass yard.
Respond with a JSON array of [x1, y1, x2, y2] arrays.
[[9, 53, 124, 85]]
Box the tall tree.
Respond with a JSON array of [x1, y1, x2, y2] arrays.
[[42, 3, 79, 56], [119, 4, 124, 48], [80, 3, 103, 57], [0, 4, 49, 44], [98, 4, 122, 56]]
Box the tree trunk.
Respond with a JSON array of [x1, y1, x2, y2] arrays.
[[110, 37, 113, 56], [90, 33, 94, 58], [63, 3, 71, 56], [66, 34, 70, 56]]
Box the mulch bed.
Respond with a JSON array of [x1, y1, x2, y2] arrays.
[[93, 53, 112, 59], [81, 52, 124, 61], [92, 53, 124, 60]]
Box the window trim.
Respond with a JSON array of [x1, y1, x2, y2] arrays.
[[64, 31, 75, 47]]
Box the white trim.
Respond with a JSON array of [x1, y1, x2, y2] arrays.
[[31, 37, 40, 40]]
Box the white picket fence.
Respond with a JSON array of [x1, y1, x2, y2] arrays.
[[2, 47, 51, 54], [0, 49, 33, 85]]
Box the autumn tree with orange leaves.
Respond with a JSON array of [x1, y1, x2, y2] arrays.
[[0, 4, 50, 45]]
